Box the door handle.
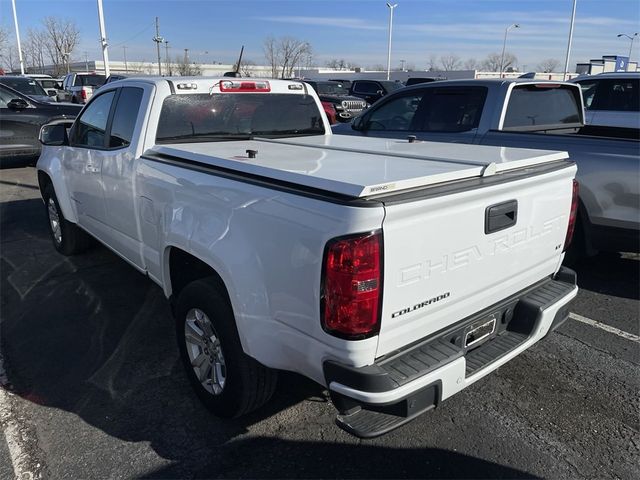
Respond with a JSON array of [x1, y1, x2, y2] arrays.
[[485, 200, 518, 234], [86, 159, 100, 173]]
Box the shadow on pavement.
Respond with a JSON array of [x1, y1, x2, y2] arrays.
[[141, 438, 537, 479], [0, 197, 539, 479], [573, 252, 639, 301]]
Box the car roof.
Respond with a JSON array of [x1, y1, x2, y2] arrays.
[[572, 72, 640, 81]]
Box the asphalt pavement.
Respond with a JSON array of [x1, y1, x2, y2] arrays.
[[1, 166, 638, 479]]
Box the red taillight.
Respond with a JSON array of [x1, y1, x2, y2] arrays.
[[563, 179, 579, 252], [80, 88, 87, 100], [321, 101, 337, 125], [219, 80, 270, 92], [321, 231, 382, 339]]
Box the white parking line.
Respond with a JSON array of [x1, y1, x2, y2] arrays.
[[569, 312, 640, 343], [0, 353, 34, 480]]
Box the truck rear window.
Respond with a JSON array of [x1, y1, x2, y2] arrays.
[[503, 85, 582, 130], [74, 75, 106, 87], [156, 93, 325, 143]]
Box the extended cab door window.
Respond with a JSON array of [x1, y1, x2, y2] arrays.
[[109, 87, 144, 148], [71, 90, 116, 148]]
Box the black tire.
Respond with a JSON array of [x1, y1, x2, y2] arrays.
[[175, 278, 277, 418], [42, 183, 91, 256]]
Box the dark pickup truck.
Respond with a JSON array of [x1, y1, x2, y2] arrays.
[[348, 79, 404, 104]]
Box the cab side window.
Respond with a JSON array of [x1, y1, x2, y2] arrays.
[[365, 93, 424, 131], [109, 87, 144, 148], [71, 90, 116, 148]]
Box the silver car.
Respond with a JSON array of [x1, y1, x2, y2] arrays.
[[572, 72, 640, 129]]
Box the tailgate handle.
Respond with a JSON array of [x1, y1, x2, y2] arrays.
[[485, 200, 518, 234]]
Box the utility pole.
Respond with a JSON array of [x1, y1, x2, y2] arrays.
[[122, 46, 128, 73], [84, 51, 89, 72], [563, 0, 577, 80], [164, 40, 171, 75], [10, 0, 25, 74], [184, 48, 189, 74], [153, 16, 163, 76], [97, 0, 111, 77]]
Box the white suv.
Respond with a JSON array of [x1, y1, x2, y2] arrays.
[[573, 73, 640, 129]]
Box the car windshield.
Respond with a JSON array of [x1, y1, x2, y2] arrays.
[[156, 93, 325, 143], [0, 78, 47, 96], [316, 82, 349, 95], [76, 75, 107, 87]]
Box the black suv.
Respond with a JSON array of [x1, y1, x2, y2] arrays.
[[349, 79, 404, 104], [305, 81, 367, 122]]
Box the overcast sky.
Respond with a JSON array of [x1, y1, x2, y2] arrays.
[[2, 0, 639, 70]]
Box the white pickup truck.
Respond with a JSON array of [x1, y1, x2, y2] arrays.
[[36, 77, 579, 438]]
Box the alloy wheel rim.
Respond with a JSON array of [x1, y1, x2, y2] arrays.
[[184, 308, 226, 395], [47, 198, 62, 245]]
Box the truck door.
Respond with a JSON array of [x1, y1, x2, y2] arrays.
[[64, 89, 117, 237], [99, 85, 148, 268]]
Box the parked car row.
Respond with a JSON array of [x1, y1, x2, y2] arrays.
[[0, 83, 81, 165]]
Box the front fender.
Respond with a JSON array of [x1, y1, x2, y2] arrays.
[[36, 146, 77, 224]]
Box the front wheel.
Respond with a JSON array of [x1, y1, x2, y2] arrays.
[[175, 278, 277, 417], [42, 183, 91, 255]]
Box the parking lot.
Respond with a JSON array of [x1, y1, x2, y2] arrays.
[[0, 165, 638, 479]]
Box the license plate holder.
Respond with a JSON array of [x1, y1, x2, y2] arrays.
[[464, 316, 497, 349]]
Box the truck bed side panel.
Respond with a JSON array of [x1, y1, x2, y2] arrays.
[[135, 159, 385, 385]]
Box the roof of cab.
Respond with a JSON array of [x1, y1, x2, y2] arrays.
[[110, 76, 309, 94]]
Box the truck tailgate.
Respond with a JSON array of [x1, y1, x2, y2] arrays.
[[377, 163, 576, 357]]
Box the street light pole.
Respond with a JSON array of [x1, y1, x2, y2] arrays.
[[164, 40, 171, 76], [97, 0, 111, 77], [386, 2, 398, 81], [562, 0, 577, 81], [153, 16, 163, 76], [122, 46, 128, 73], [500, 23, 520, 76], [617, 33, 639, 62], [10, 0, 25, 75]]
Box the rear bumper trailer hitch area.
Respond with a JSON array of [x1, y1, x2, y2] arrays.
[[324, 266, 577, 438]]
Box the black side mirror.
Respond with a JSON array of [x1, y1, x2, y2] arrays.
[[376, 89, 384, 96], [352, 115, 365, 131], [39, 123, 69, 146], [7, 98, 29, 110], [47, 90, 57, 97]]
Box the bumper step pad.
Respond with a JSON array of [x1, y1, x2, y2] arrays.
[[327, 268, 577, 438]]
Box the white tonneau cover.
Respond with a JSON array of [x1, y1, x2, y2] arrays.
[[150, 135, 568, 198]]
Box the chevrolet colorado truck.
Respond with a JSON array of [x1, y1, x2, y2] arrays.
[[334, 79, 640, 259], [36, 77, 579, 438]]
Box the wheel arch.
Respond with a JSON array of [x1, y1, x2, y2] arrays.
[[36, 154, 78, 223]]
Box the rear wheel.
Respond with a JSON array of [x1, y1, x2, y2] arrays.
[[175, 278, 277, 417], [42, 183, 91, 255]]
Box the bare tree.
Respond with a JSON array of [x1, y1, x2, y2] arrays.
[[537, 58, 560, 73], [326, 58, 358, 71], [233, 58, 256, 77], [427, 54, 438, 71], [481, 52, 517, 72], [24, 29, 48, 73], [263, 36, 312, 78], [42, 17, 80, 75], [175, 54, 202, 76], [440, 54, 461, 71], [463, 58, 478, 70]]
